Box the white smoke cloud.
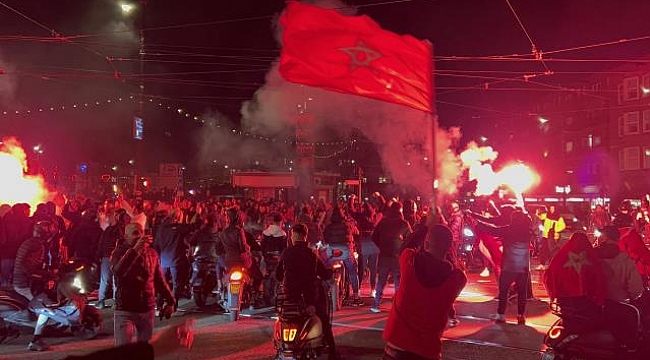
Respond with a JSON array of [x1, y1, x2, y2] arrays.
[[195, 110, 290, 174]]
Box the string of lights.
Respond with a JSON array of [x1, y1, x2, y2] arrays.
[[0, 94, 351, 147]]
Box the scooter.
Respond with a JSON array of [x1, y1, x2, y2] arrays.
[[273, 282, 328, 360], [316, 243, 346, 312], [224, 267, 250, 322], [0, 259, 102, 340], [541, 299, 649, 360], [191, 257, 219, 308]]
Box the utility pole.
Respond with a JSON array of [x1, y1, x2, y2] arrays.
[[133, 0, 147, 197]]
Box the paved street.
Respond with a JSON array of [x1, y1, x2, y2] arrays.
[[0, 270, 554, 360]]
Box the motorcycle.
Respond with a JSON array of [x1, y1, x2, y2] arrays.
[[191, 257, 219, 308], [273, 282, 328, 360], [224, 267, 251, 321], [541, 299, 649, 360], [316, 243, 346, 312], [0, 259, 102, 340]]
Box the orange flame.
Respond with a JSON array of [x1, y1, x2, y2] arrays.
[[0, 137, 49, 212], [460, 142, 539, 203]]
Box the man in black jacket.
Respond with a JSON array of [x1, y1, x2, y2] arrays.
[[276, 223, 338, 360], [371, 202, 412, 313], [153, 210, 193, 303], [111, 223, 175, 346], [96, 210, 131, 309]]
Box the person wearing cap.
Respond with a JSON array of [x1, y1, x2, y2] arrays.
[[595, 225, 644, 302], [383, 224, 466, 360]]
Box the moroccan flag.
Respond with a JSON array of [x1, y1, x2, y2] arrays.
[[544, 234, 606, 305], [279, 1, 433, 113]]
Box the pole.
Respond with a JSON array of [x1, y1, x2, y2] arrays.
[[133, 0, 147, 196], [428, 41, 438, 214]]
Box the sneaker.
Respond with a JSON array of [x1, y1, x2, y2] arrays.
[[492, 314, 506, 323], [517, 315, 526, 325], [28, 340, 50, 351], [371, 289, 376, 298], [448, 318, 460, 328], [370, 307, 381, 313]]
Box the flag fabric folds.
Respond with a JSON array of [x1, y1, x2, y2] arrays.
[[279, 1, 433, 113]]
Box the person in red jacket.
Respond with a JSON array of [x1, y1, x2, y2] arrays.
[[618, 227, 650, 285], [383, 224, 466, 360]]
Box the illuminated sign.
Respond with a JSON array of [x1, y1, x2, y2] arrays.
[[133, 116, 144, 140]]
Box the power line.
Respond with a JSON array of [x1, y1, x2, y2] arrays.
[[503, 0, 551, 73], [0, 1, 118, 75]]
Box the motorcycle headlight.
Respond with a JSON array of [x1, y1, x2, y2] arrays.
[[72, 275, 86, 294], [464, 244, 473, 252], [463, 228, 474, 237], [230, 270, 244, 281]]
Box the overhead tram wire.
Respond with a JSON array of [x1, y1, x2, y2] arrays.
[[504, 0, 551, 73], [0, 1, 118, 75], [64, 0, 431, 40]]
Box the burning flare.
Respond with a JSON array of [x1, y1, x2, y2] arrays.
[[0, 137, 49, 211], [460, 142, 539, 205]]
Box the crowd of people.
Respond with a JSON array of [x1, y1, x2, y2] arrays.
[[0, 190, 648, 360]]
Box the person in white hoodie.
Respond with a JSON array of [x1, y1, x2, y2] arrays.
[[261, 214, 287, 306]]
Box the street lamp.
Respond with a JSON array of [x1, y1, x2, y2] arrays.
[[538, 117, 549, 124], [479, 136, 488, 143], [120, 3, 134, 14]]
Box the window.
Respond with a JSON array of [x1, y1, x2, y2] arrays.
[[645, 147, 650, 169], [623, 111, 640, 135], [565, 141, 574, 153], [623, 77, 640, 101], [644, 110, 650, 133], [619, 147, 640, 170]]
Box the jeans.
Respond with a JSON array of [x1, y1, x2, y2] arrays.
[[98, 257, 114, 302], [498, 271, 527, 315], [326, 244, 359, 295], [162, 264, 188, 302], [114, 310, 155, 346], [374, 256, 400, 308], [359, 239, 379, 290], [0, 258, 14, 288]]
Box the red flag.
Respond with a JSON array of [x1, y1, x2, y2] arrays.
[[544, 233, 606, 305], [279, 1, 433, 113]]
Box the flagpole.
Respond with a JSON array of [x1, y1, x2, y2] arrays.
[[428, 41, 438, 217]]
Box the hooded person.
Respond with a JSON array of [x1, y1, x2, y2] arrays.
[[595, 226, 644, 302], [618, 227, 650, 284], [383, 224, 466, 360], [544, 232, 606, 320]]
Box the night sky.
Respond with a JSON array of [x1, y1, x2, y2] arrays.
[[1, 0, 649, 174]]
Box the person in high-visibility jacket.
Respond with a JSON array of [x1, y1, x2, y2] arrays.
[[536, 205, 566, 268]]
